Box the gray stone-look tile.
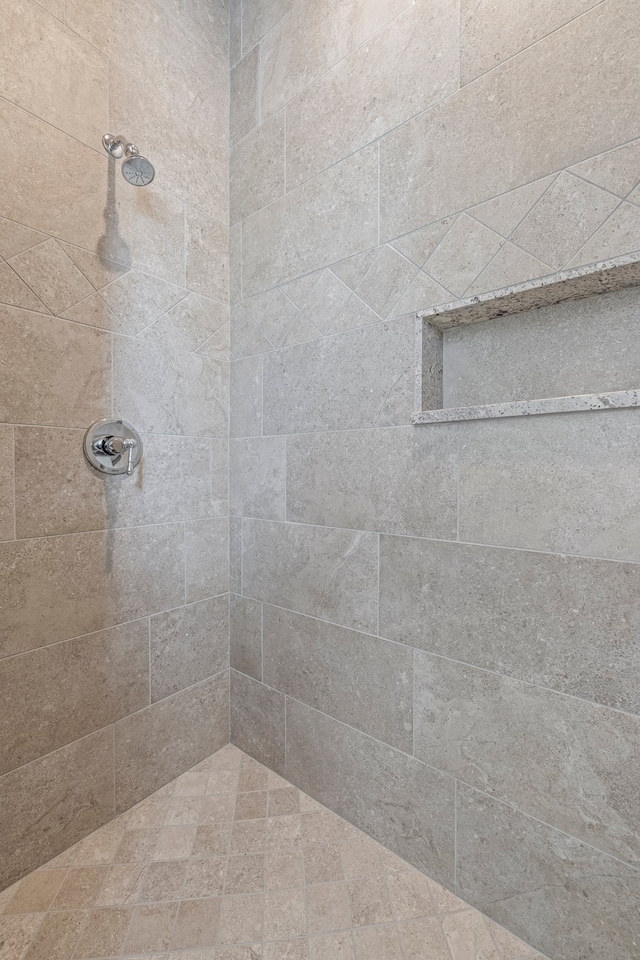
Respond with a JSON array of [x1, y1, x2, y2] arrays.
[[230, 46, 259, 146], [460, 0, 603, 83], [0, 304, 111, 428], [456, 786, 640, 960], [0, 424, 13, 541], [0, 524, 184, 658], [185, 207, 229, 303], [113, 336, 228, 439], [230, 670, 285, 774], [230, 356, 263, 438], [242, 146, 378, 296], [14, 428, 217, 538], [379, 0, 640, 239], [0, 620, 149, 777], [260, 0, 414, 118], [242, 520, 378, 633], [230, 594, 263, 681], [415, 653, 640, 862], [230, 437, 286, 520], [241, 0, 294, 54], [457, 409, 640, 561], [229, 517, 243, 595], [115, 673, 229, 811], [379, 536, 640, 716], [286, 699, 455, 886], [0, 728, 115, 890], [150, 597, 229, 703], [185, 518, 229, 603], [263, 318, 415, 434], [231, 113, 285, 223], [286, 426, 457, 539], [284, 0, 459, 188], [442, 286, 640, 407], [263, 606, 412, 752]]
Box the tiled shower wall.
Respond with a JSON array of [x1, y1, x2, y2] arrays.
[[227, 2, 640, 958], [0, 0, 230, 889]]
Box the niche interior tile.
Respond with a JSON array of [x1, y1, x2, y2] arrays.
[[511, 171, 621, 269], [8, 239, 93, 315]]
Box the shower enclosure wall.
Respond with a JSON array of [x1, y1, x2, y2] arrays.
[[1, 0, 640, 958]]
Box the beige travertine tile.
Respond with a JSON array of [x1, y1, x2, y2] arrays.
[[285, 0, 459, 188], [485, 918, 542, 958], [171, 896, 222, 949], [307, 882, 352, 934], [348, 877, 393, 927], [115, 674, 229, 811], [0, 304, 111, 429], [396, 916, 452, 959], [264, 888, 306, 940], [309, 931, 356, 960], [265, 848, 304, 890], [242, 146, 378, 297], [0, 524, 183, 659], [4, 870, 66, 914], [0, 0, 108, 147], [0, 729, 114, 890], [231, 113, 285, 223], [266, 814, 303, 850], [200, 793, 237, 823], [0, 620, 149, 776], [183, 857, 227, 899], [352, 924, 403, 959], [219, 893, 264, 943], [62, 291, 121, 331], [21, 911, 86, 960], [260, 0, 414, 118], [380, 0, 640, 239], [73, 906, 133, 958], [125, 902, 179, 952], [460, 0, 601, 83], [230, 355, 263, 438], [98, 269, 185, 337], [441, 910, 501, 960], [386, 869, 435, 922], [173, 770, 211, 799]]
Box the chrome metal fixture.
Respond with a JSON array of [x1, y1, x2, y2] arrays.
[[84, 419, 143, 476], [102, 134, 155, 186]]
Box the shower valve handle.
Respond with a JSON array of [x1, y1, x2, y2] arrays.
[[84, 419, 143, 477], [99, 436, 137, 475]]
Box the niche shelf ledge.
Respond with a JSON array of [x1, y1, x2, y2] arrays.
[[412, 252, 640, 425]]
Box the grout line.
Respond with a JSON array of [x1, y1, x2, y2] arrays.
[[453, 779, 457, 895], [10, 424, 16, 541]]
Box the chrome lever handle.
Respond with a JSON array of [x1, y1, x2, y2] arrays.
[[84, 420, 143, 476]]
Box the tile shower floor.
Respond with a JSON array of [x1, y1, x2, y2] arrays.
[[0, 745, 544, 960]]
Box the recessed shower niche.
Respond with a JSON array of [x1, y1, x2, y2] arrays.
[[413, 254, 640, 424]]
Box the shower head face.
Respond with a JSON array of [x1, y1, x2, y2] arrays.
[[121, 154, 155, 186]]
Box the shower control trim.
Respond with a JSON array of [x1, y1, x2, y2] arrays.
[[84, 419, 143, 476]]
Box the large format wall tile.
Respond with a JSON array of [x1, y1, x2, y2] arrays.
[[456, 786, 640, 960], [0, 0, 108, 148], [242, 519, 378, 632], [263, 605, 413, 752], [185, 518, 229, 603], [414, 653, 640, 863], [260, 0, 415, 117], [286, 426, 457, 539], [230, 356, 263, 438], [0, 305, 111, 428], [457, 409, 640, 561], [262, 318, 414, 434], [115, 673, 229, 811], [0, 524, 184, 658], [0, 620, 149, 776], [230, 112, 285, 223], [380, 0, 640, 239], [14, 428, 217, 538], [150, 596, 229, 702], [285, 0, 459, 188], [113, 336, 228, 438], [230, 670, 285, 773], [0, 729, 115, 890], [230, 46, 259, 146], [185, 207, 229, 303], [242, 147, 378, 296], [379, 536, 640, 716], [230, 594, 263, 681], [0, 425, 14, 541], [241, 0, 294, 55], [460, 0, 602, 83], [286, 699, 455, 886], [230, 436, 286, 520]]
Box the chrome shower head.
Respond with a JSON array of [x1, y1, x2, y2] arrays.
[[102, 134, 155, 187]]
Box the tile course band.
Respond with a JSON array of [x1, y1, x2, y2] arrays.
[[414, 252, 640, 423]]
